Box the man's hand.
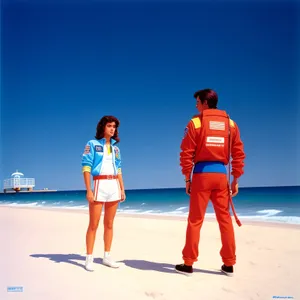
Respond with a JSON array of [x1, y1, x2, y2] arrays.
[[186, 181, 191, 196], [231, 179, 239, 197]]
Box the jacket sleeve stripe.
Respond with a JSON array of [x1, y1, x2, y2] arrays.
[[191, 117, 201, 129]]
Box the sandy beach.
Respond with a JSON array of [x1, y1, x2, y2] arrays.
[[1, 206, 299, 300]]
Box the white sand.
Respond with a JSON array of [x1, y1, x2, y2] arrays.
[[1, 206, 299, 300]]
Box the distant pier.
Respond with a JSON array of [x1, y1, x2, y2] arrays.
[[3, 170, 56, 193]]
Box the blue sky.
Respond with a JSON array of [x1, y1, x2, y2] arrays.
[[1, 0, 299, 191]]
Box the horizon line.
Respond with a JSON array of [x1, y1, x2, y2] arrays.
[[1, 184, 297, 194]]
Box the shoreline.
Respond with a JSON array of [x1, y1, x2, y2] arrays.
[[1, 205, 300, 230]]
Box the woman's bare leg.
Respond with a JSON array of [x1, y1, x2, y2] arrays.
[[86, 201, 103, 255], [103, 200, 119, 252]]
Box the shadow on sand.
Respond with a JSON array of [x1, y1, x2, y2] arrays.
[[30, 253, 223, 275]]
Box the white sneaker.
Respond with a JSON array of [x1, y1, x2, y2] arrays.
[[85, 255, 94, 271], [103, 255, 120, 268]]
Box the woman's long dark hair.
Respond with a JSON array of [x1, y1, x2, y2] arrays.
[[95, 116, 120, 143]]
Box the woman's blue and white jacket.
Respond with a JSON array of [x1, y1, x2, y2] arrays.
[[81, 138, 122, 176]]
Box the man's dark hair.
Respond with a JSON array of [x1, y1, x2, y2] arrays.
[[194, 88, 218, 108]]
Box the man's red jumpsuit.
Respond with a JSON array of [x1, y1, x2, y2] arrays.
[[180, 109, 246, 267]]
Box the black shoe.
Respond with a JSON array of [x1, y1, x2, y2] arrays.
[[221, 264, 234, 277], [175, 264, 193, 276]]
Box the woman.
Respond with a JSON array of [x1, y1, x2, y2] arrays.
[[81, 115, 126, 271]]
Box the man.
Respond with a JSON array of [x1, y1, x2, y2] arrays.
[[175, 88, 246, 277]]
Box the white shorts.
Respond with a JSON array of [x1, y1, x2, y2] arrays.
[[93, 178, 121, 202]]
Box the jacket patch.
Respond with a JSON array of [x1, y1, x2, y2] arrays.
[[206, 136, 225, 147], [84, 145, 90, 154], [114, 147, 120, 159], [209, 121, 225, 131], [184, 127, 188, 138], [95, 145, 103, 152]]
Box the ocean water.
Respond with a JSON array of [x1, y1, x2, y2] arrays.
[[0, 186, 299, 225]]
